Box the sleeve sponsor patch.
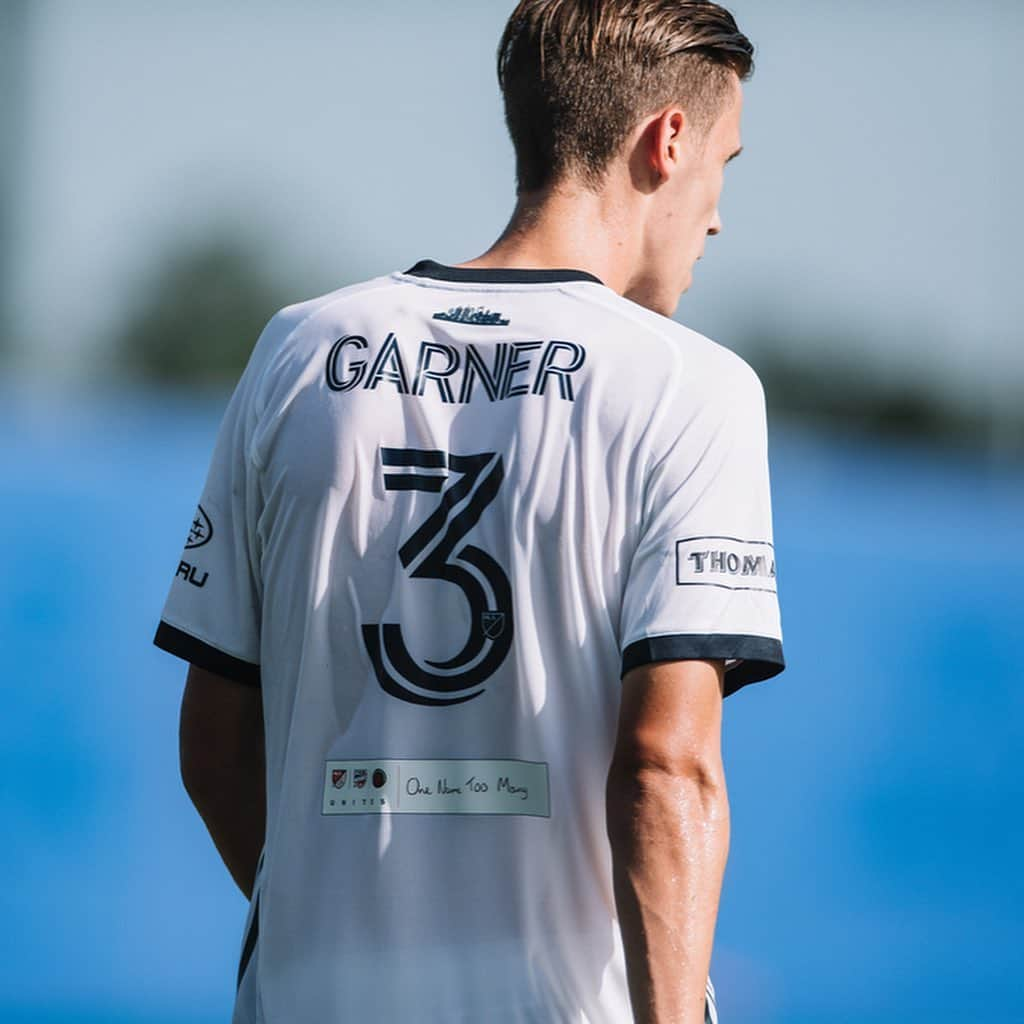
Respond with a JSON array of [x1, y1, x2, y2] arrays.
[[185, 504, 213, 549], [675, 535, 777, 593]]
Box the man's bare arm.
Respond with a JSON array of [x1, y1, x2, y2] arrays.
[[179, 664, 266, 899], [606, 659, 729, 1024]]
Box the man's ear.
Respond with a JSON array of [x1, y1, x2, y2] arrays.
[[626, 107, 685, 195], [649, 107, 686, 182]]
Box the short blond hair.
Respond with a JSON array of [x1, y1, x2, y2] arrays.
[[498, 0, 753, 192]]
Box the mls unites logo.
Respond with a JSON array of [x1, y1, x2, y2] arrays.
[[331, 767, 388, 790], [326, 763, 390, 811]]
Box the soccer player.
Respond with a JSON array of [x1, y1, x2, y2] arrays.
[[154, 2, 784, 1021]]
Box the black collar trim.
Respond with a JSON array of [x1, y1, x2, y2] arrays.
[[404, 259, 604, 287]]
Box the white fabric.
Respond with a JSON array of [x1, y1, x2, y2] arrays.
[[156, 264, 784, 1023]]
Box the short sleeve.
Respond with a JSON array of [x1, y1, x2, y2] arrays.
[[153, 368, 263, 686], [620, 357, 784, 697]]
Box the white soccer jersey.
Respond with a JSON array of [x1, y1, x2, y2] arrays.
[[154, 260, 784, 1024]]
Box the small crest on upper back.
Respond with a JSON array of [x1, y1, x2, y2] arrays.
[[433, 306, 510, 327]]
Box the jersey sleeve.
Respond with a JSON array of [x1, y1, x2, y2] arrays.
[[153, 365, 263, 686], [620, 357, 784, 697]]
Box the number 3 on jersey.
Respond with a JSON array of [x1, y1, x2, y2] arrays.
[[362, 448, 514, 706]]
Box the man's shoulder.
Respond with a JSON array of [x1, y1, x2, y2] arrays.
[[579, 288, 763, 396], [261, 273, 403, 347]]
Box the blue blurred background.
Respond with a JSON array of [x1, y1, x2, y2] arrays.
[[1, 2, 1021, 1022]]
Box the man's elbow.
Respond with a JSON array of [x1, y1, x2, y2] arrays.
[[609, 731, 727, 795], [605, 749, 728, 845]]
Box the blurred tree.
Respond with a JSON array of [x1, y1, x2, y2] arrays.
[[109, 230, 1021, 457], [111, 231, 295, 387], [746, 337, 1023, 457]]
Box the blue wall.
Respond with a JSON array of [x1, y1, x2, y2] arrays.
[[2, 392, 1021, 1023]]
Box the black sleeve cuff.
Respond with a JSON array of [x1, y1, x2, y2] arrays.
[[621, 634, 784, 698], [154, 620, 261, 687]]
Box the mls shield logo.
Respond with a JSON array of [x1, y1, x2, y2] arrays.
[[331, 769, 348, 789], [481, 611, 506, 640]]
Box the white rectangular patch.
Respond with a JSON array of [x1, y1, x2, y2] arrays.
[[675, 535, 777, 593], [322, 759, 550, 817]]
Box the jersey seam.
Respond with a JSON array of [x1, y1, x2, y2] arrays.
[[247, 275, 405, 472], [555, 284, 723, 362], [554, 286, 749, 528]]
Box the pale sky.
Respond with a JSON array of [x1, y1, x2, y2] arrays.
[[8, 0, 1022, 413]]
